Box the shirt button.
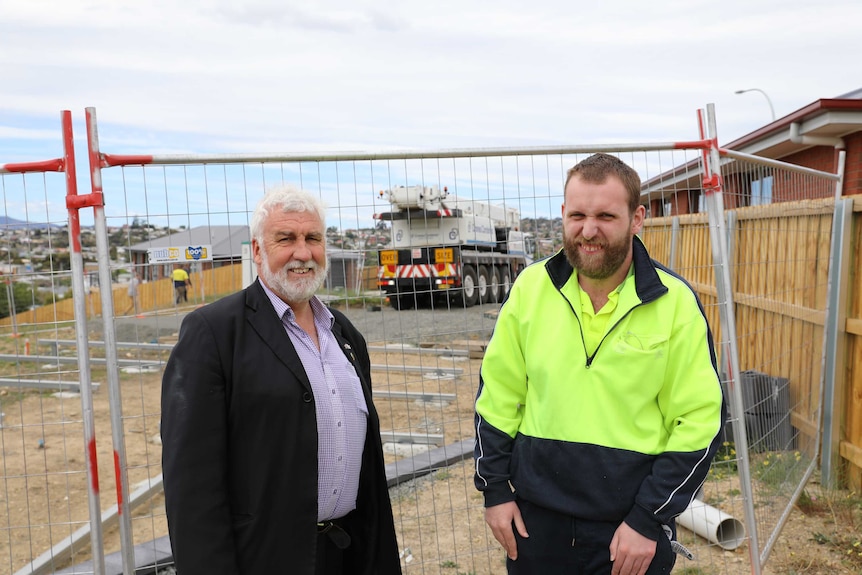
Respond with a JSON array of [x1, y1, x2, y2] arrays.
[[337, 456, 343, 462], [337, 421, 342, 427], [332, 389, 336, 394]]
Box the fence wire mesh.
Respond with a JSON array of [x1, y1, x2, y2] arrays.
[[711, 152, 838, 569], [0, 120, 844, 575], [0, 168, 103, 574]]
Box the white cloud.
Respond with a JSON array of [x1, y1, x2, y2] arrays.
[[0, 126, 60, 141], [0, 0, 860, 166]]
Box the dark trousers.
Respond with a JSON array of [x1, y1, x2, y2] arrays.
[[507, 499, 676, 575], [315, 519, 351, 575]]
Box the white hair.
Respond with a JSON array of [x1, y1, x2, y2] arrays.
[[250, 184, 326, 243]]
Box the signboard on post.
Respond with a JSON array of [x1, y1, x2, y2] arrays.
[[146, 245, 213, 264]]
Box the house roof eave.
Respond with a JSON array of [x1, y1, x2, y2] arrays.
[[725, 99, 862, 157]]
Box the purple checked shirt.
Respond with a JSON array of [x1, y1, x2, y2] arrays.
[[260, 283, 368, 521]]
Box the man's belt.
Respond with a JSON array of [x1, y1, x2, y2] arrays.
[[317, 519, 351, 550]]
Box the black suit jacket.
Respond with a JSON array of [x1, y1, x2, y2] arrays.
[[161, 280, 401, 574]]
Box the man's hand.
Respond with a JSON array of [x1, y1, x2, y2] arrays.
[[484, 501, 528, 560], [609, 521, 656, 575]]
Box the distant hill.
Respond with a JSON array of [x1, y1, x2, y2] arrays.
[[0, 216, 62, 230]]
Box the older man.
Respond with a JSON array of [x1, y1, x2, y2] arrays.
[[162, 184, 401, 575]]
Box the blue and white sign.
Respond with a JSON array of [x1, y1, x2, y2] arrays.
[[147, 245, 213, 264]]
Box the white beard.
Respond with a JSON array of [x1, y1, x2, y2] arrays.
[[259, 250, 327, 304]]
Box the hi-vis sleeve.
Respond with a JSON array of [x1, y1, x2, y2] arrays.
[[474, 287, 527, 507]]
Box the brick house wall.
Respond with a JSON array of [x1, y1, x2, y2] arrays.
[[773, 132, 861, 201]]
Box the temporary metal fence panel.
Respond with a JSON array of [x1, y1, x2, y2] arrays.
[[0, 106, 845, 575], [88, 139, 720, 575], [700, 106, 841, 573], [1, 113, 108, 575]]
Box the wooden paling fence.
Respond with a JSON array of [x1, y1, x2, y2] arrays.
[[0, 264, 245, 328], [641, 196, 862, 490]]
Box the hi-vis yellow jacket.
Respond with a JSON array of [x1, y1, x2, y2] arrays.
[[474, 237, 726, 541]]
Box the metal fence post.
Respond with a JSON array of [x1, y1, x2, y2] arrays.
[[63, 109, 108, 575], [85, 107, 136, 574], [820, 195, 852, 488], [700, 104, 762, 575]]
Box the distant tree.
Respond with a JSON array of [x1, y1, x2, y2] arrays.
[[109, 228, 124, 241], [52, 233, 70, 248], [50, 252, 72, 272], [0, 280, 38, 319]]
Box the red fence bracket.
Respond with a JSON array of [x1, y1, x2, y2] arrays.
[[65, 191, 105, 209]]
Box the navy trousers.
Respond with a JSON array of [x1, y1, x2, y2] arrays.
[[506, 499, 676, 575]]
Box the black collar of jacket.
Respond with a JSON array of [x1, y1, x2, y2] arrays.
[[544, 235, 668, 304], [242, 279, 313, 390]]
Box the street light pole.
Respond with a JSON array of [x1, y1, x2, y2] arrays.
[[735, 88, 776, 122]]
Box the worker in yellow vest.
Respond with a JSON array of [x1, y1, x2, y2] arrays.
[[171, 264, 191, 304]]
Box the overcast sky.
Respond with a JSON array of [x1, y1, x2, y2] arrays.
[[1, 0, 860, 226]]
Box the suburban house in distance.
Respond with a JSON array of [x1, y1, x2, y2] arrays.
[[324, 248, 366, 292], [643, 87, 862, 216], [128, 224, 367, 291], [127, 225, 250, 281]]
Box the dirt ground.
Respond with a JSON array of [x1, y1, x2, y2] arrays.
[[1, 331, 860, 575]]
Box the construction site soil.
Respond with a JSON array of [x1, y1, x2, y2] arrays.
[[0, 302, 859, 574]]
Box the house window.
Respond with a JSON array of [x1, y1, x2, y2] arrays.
[[689, 190, 701, 214], [751, 176, 773, 206]]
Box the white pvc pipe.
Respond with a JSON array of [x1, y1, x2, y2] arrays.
[[677, 498, 746, 550]]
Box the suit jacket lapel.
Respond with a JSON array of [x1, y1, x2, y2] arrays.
[[330, 317, 373, 404], [244, 280, 312, 393], [330, 320, 356, 365]]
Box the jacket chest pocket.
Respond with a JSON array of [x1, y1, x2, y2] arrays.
[[610, 331, 669, 392]]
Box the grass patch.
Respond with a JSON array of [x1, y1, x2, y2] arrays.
[[750, 450, 806, 490], [791, 486, 862, 572], [707, 441, 738, 480]]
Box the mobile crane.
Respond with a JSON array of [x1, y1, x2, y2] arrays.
[[375, 185, 534, 309]]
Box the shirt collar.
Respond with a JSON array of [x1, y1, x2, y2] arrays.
[[573, 264, 634, 296]]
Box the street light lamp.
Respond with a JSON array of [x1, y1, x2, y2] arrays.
[[735, 88, 776, 122]]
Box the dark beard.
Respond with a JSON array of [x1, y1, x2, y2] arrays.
[[563, 233, 631, 280]]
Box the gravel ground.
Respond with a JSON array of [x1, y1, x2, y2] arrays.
[[101, 297, 502, 348], [331, 300, 502, 346]]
